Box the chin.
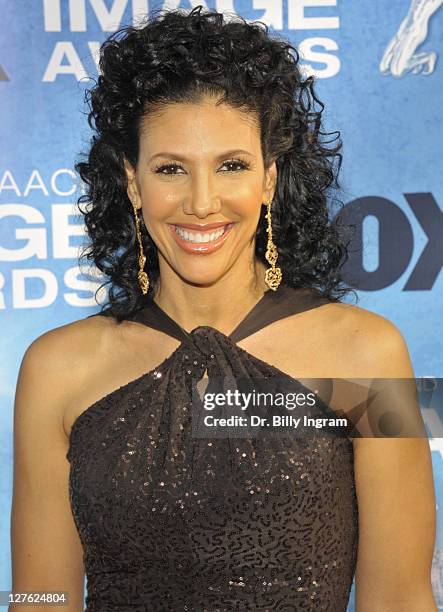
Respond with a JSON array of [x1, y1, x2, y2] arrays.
[[175, 264, 231, 288]]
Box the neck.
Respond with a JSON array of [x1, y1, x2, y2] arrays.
[[152, 259, 270, 336]]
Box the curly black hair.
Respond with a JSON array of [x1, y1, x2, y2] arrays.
[[75, 5, 356, 322]]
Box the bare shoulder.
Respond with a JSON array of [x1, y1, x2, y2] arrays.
[[254, 296, 414, 382], [17, 313, 118, 435], [20, 310, 182, 440], [22, 312, 115, 383], [322, 298, 404, 336], [318, 299, 415, 378]]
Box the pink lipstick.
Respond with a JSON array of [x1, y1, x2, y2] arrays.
[[168, 222, 236, 254]]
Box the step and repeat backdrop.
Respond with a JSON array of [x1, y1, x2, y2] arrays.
[[1, 1, 442, 608]]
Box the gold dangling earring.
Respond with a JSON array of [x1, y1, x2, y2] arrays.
[[132, 201, 149, 295], [264, 199, 282, 291]]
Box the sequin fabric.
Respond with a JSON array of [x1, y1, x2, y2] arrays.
[[67, 285, 359, 611]]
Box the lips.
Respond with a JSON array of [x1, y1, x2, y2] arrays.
[[173, 221, 229, 231], [169, 222, 236, 254]]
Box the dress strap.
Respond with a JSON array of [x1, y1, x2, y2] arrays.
[[229, 284, 331, 343], [132, 299, 188, 343], [130, 283, 332, 344]]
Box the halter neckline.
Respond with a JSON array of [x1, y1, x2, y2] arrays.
[[132, 284, 332, 345], [145, 286, 274, 341]]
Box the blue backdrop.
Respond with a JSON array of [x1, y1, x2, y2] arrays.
[[1, 1, 442, 609]]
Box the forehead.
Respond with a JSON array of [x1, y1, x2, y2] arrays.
[[139, 97, 261, 154]]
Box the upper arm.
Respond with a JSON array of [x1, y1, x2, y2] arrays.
[[10, 331, 85, 611], [353, 317, 437, 610]]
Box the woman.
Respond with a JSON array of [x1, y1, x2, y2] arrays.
[[10, 6, 437, 611]]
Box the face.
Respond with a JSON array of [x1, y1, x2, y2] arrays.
[[124, 93, 277, 288]]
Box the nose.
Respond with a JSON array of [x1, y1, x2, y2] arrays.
[[182, 170, 222, 218]]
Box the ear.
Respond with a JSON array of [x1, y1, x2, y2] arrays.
[[124, 157, 141, 210], [263, 159, 277, 205]]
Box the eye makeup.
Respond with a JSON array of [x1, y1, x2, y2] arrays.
[[152, 157, 252, 175]]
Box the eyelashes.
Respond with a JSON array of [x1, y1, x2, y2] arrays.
[[153, 158, 251, 175]]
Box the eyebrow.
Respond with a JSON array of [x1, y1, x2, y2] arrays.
[[148, 149, 255, 163]]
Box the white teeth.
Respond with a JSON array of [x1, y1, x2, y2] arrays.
[[174, 225, 228, 243]]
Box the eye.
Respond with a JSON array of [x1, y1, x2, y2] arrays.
[[152, 158, 251, 175], [221, 158, 251, 172], [153, 163, 185, 175]]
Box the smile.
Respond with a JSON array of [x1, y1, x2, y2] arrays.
[[174, 224, 233, 243], [169, 222, 236, 254]]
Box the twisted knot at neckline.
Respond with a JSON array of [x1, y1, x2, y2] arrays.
[[188, 326, 222, 357]]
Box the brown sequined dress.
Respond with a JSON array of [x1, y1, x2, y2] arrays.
[[66, 283, 359, 611]]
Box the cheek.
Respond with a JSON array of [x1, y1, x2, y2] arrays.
[[139, 182, 179, 220], [221, 183, 265, 218]]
